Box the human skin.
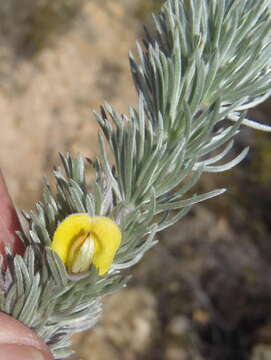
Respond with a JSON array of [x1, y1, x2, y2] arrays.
[[0, 171, 53, 360]]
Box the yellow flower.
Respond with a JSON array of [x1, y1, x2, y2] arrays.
[[51, 214, 121, 276]]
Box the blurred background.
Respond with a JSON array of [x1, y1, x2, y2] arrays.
[[1, 1, 271, 359]]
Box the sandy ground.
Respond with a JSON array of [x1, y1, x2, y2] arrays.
[[0, 1, 138, 209]]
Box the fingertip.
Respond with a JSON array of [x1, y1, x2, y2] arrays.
[[0, 171, 25, 260], [0, 313, 53, 360]]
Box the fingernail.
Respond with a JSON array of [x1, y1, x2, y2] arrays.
[[0, 344, 45, 360]]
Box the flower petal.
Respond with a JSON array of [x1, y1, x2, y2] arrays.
[[51, 214, 121, 276]]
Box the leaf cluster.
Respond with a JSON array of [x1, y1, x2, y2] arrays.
[[1, 1, 271, 358]]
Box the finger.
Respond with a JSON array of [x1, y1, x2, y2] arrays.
[[0, 312, 53, 360], [0, 170, 25, 259], [0, 174, 53, 358]]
